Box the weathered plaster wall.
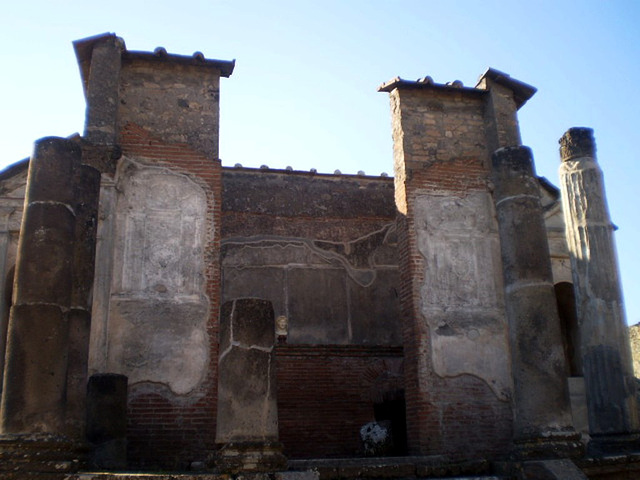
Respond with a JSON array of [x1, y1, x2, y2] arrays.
[[221, 168, 404, 458], [87, 115, 224, 468], [221, 169, 401, 346], [415, 191, 510, 400], [104, 158, 209, 394], [74, 37, 231, 468]]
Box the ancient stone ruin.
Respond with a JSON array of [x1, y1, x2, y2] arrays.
[[0, 32, 639, 479]]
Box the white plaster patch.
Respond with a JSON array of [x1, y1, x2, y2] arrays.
[[105, 159, 210, 395], [108, 298, 209, 395], [116, 164, 206, 296], [414, 191, 511, 400]]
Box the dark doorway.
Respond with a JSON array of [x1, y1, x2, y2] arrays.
[[373, 388, 407, 455]]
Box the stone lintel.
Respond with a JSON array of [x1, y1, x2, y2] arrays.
[[476, 67, 537, 109]]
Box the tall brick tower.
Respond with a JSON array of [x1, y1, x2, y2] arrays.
[[379, 70, 578, 459]]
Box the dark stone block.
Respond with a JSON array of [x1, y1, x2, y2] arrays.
[[86, 373, 128, 470], [217, 298, 280, 451], [221, 298, 275, 349], [222, 267, 285, 326], [86, 374, 128, 443]]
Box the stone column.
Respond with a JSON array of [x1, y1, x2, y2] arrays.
[[65, 162, 102, 439], [0, 207, 14, 399], [0, 137, 82, 474], [559, 127, 640, 454], [491, 146, 582, 458], [215, 298, 286, 473]]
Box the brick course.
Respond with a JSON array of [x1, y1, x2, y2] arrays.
[[276, 345, 403, 459]]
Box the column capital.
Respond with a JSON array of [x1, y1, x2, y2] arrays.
[[560, 127, 596, 162]]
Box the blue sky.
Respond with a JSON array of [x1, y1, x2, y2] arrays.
[[1, 1, 639, 324]]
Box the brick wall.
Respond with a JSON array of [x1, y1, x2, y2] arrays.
[[222, 169, 405, 459], [119, 123, 222, 469], [276, 345, 403, 458]]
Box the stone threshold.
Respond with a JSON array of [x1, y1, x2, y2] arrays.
[[60, 457, 498, 480], [16, 453, 640, 480], [288, 456, 492, 479]]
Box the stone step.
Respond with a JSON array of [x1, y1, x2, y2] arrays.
[[16, 456, 513, 480], [65, 474, 507, 480], [287, 456, 502, 480]]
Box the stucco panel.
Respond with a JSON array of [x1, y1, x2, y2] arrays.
[[415, 191, 511, 400], [105, 159, 210, 395]]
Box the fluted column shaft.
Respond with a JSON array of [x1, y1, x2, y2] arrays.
[[559, 127, 639, 453]]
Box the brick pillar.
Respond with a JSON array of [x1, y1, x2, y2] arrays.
[[215, 298, 286, 472], [491, 146, 582, 458], [559, 127, 640, 455], [0, 137, 83, 474], [379, 75, 528, 458], [82, 35, 123, 145]]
